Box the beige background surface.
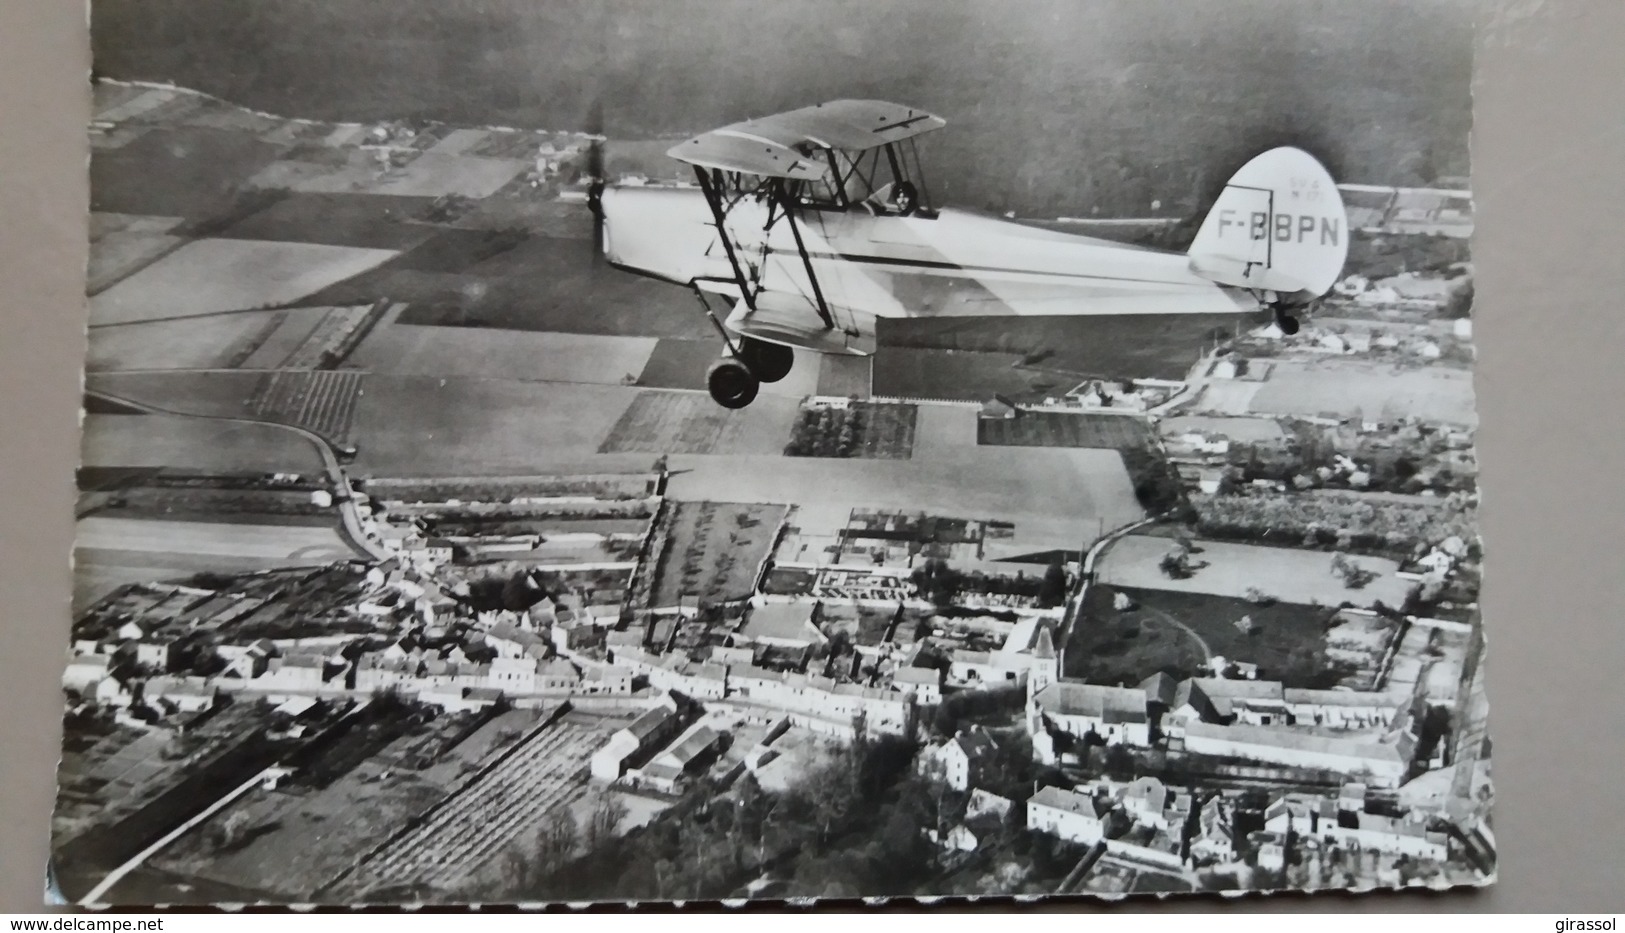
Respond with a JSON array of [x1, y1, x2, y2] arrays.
[[3, 0, 1622, 913]]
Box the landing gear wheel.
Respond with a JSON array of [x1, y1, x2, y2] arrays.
[[894, 181, 918, 217], [738, 337, 794, 383], [1274, 309, 1301, 336], [707, 358, 760, 409]]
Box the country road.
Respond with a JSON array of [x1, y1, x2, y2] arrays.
[[84, 388, 389, 562]]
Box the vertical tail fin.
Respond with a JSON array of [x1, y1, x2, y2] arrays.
[[1186, 147, 1349, 302]]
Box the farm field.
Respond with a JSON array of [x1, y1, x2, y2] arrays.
[[650, 501, 788, 606], [349, 324, 658, 385], [911, 403, 979, 455], [347, 376, 651, 476], [80, 413, 327, 474], [88, 371, 267, 418], [90, 126, 284, 219], [76, 516, 356, 564], [870, 347, 1057, 401], [978, 411, 1154, 450], [212, 192, 438, 250], [666, 447, 1143, 560], [339, 718, 601, 899], [87, 213, 186, 294], [87, 311, 285, 372], [1245, 359, 1478, 426], [238, 309, 338, 369], [815, 354, 872, 398], [1065, 583, 1351, 689], [343, 236, 711, 340], [597, 390, 799, 457], [1095, 535, 1414, 609], [72, 548, 296, 613], [89, 238, 400, 326]]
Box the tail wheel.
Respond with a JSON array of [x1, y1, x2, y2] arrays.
[[707, 358, 760, 409], [1273, 307, 1302, 336], [738, 337, 794, 383]]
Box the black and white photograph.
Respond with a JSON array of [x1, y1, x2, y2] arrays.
[[55, 0, 1491, 906]]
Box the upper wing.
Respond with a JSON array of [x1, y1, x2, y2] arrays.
[[668, 100, 946, 178]]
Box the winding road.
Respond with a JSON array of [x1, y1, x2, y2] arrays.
[[84, 387, 389, 562]]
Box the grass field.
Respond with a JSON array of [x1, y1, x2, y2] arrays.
[[978, 411, 1153, 450], [1246, 359, 1478, 427], [80, 414, 327, 474], [87, 214, 186, 295], [77, 516, 355, 563], [1096, 534, 1414, 609], [1064, 583, 1343, 688], [650, 501, 787, 606], [597, 390, 799, 457], [347, 376, 651, 475], [333, 236, 711, 340], [88, 371, 267, 419], [90, 126, 284, 219], [214, 192, 438, 250], [90, 238, 400, 326], [911, 404, 979, 455], [351, 323, 658, 385], [87, 312, 284, 372], [815, 355, 872, 398]]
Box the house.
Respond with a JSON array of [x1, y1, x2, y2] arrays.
[[924, 729, 999, 792], [485, 656, 557, 694], [710, 645, 755, 667], [1254, 831, 1287, 871], [892, 665, 944, 705], [94, 674, 136, 709], [142, 677, 220, 714], [580, 665, 635, 696], [967, 789, 1014, 820], [420, 685, 505, 713], [62, 654, 113, 692], [590, 695, 684, 782], [484, 622, 551, 661], [1189, 796, 1235, 865], [1029, 681, 1151, 747], [1267, 794, 1448, 859], [133, 635, 186, 673], [647, 725, 724, 778], [1026, 785, 1107, 845], [1182, 720, 1418, 787], [355, 655, 424, 692], [255, 654, 335, 692]]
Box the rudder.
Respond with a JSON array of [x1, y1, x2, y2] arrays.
[[1187, 147, 1349, 303]]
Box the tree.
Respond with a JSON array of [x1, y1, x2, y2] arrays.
[[1038, 557, 1068, 608], [584, 795, 630, 852]]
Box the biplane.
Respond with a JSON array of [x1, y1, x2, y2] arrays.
[[589, 100, 1349, 409]]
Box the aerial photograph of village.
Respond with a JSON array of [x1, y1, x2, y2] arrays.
[[55, 0, 1491, 906]]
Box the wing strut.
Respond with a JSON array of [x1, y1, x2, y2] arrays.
[[692, 165, 758, 313], [773, 179, 837, 331]]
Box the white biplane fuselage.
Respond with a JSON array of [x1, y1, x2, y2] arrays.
[[593, 99, 1349, 408]]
